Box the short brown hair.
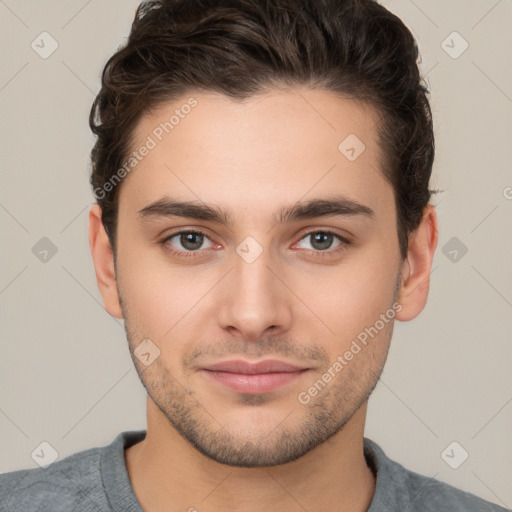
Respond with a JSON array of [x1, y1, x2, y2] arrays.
[[89, 0, 436, 260]]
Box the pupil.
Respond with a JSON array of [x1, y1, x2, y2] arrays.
[[312, 232, 332, 250], [181, 232, 203, 250]]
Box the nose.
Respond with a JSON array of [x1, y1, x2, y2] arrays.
[[217, 247, 293, 341]]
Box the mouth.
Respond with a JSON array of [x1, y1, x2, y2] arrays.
[[199, 359, 310, 394]]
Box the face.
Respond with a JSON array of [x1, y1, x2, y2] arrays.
[[112, 88, 405, 467]]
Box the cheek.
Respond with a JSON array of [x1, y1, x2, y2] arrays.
[[117, 245, 220, 345], [116, 243, 177, 332], [296, 246, 399, 339]]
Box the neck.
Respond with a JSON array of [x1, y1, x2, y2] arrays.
[[125, 398, 376, 512]]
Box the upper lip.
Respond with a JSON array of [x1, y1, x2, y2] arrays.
[[201, 359, 308, 374]]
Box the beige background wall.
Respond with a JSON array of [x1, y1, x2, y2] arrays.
[[1, 0, 511, 507]]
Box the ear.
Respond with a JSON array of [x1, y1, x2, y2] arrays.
[[88, 204, 123, 319], [396, 204, 438, 322]]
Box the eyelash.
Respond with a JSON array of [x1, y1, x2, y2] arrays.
[[160, 229, 351, 260]]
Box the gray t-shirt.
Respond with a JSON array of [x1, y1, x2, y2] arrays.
[[0, 430, 508, 511]]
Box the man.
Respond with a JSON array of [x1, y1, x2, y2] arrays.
[[0, 0, 507, 510]]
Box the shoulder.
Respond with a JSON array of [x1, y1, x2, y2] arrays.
[[0, 443, 105, 512], [399, 465, 508, 511], [364, 438, 509, 512]]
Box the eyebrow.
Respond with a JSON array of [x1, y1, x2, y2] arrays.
[[137, 195, 376, 225]]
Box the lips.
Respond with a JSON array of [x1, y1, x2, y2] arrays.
[[199, 359, 309, 394], [202, 359, 307, 374]]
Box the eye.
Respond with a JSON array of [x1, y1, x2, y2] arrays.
[[160, 229, 350, 261], [294, 230, 349, 254], [163, 230, 214, 253]]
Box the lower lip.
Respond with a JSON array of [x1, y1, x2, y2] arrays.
[[200, 370, 307, 394]]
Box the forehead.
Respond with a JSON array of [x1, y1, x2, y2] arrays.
[[119, 87, 393, 221]]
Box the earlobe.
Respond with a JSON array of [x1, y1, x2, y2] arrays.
[[88, 204, 124, 319], [395, 204, 439, 322]]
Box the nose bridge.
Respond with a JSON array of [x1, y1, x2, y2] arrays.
[[217, 242, 292, 338]]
